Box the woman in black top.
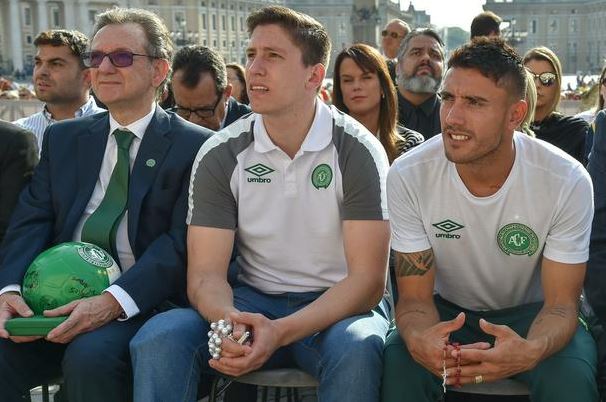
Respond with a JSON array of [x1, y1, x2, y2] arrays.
[[333, 44, 424, 164], [523, 47, 588, 164]]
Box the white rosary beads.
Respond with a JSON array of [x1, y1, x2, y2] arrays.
[[207, 319, 250, 359]]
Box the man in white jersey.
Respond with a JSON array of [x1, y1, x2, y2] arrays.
[[130, 6, 391, 402], [382, 37, 598, 402]]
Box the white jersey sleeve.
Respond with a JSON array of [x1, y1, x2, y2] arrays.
[[387, 162, 431, 253], [543, 164, 594, 264]]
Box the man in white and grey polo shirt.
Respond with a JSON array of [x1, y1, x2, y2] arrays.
[[130, 6, 391, 402]]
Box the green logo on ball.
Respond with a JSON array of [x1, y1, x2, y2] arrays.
[[77, 244, 114, 268], [311, 164, 332, 189]]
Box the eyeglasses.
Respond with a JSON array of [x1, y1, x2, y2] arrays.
[[528, 71, 557, 87], [381, 30, 404, 40], [81, 51, 158, 68], [170, 95, 223, 119]]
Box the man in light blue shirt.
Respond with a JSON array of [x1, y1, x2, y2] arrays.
[[13, 30, 104, 153]]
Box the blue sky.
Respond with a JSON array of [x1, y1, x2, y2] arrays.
[[405, 0, 487, 30]]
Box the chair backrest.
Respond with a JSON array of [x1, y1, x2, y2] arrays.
[[231, 368, 318, 388], [208, 368, 318, 402]]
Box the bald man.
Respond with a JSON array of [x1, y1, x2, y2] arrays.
[[381, 19, 410, 60]]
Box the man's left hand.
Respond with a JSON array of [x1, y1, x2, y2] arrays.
[[44, 293, 124, 344], [447, 319, 540, 385], [209, 311, 282, 377]]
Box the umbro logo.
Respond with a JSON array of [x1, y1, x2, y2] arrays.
[[432, 219, 464, 239], [245, 163, 275, 183]]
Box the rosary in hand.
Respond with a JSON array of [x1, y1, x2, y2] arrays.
[[442, 341, 461, 393], [207, 319, 251, 360], [207, 319, 252, 397]]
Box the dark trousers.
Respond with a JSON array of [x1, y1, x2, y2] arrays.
[[0, 314, 148, 402], [382, 295, 599, 402]]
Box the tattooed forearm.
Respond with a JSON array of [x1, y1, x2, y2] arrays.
[[395, 250, 435, 277], [545, 306, 573, 319], [527, 303, 579, 360], [533, 305, 575, 326]]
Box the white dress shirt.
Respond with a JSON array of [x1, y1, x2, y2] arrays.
[[13, 96, 105, 155], [0, 104, 156, 320], [73, 104, 156, 319]]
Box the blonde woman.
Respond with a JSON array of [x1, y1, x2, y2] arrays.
[[524, 47, 588, 163], [519, 69, 537, 137]]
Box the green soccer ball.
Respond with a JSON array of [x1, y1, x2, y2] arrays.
[[22, 242, 121, 315]]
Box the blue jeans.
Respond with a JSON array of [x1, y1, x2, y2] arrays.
[[130, 284, 390, 402]]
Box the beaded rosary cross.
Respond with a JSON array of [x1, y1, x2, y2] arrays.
[[207, 319, 252, 397], [442, 341, 461, 393], [208, 319, 251, 360]]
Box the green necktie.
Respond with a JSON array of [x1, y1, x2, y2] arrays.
[[81, 129, 135, 262]]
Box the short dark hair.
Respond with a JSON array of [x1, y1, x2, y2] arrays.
[[34, 30, 89, 68], [247, 6, 331, 68], [470, 11, 502, 39], [447, 37, 526, 101], [397, 28, 444, 61], [172, 45, 227, 96]]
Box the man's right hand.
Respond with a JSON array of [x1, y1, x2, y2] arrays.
[[406, 312, 468, 377], [0, 292, 41, 342], [216, 318, 252, 359]]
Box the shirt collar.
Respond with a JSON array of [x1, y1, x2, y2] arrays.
[[109, 103, 156, 141], [77, 96, 100, 117], [219, 97, 231, 129], [42, 96, 100, 121], [253, 100, 332, 154], [399, 92, 439, 116], [418, 94, 439, 116], [42, 105, 54, 122]]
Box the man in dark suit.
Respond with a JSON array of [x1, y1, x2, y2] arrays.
[[0, 8, 211, 402], [0, 121, 38, 244], [586, 111, 606, 318], [170, 45, 251, 131]]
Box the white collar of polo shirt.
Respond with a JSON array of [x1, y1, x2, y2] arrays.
[[253, 100, 333, 155]]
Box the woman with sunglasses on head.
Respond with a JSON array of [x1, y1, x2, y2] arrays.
[[523, 47, 588, 164], [333, 43, 424, 164]]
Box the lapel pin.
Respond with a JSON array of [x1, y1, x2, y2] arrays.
[[146, 159, 156, 167]]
